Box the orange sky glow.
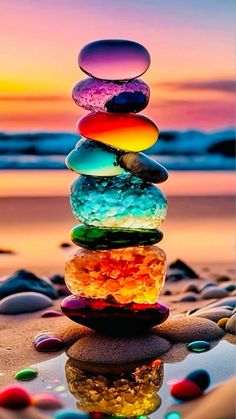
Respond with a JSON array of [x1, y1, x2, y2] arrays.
[[0, 0, 235, 132]]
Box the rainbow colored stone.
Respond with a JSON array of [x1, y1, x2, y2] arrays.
[[65, 139, 124, 176], [78, 39, 151, 81], [77, 112, 159, 152], [72, 78, 150, 113], [64, 245, 166, 304], [65, 358, 163, 415], [61, 296, 169, 335], [71, 225, 163, 250], [70, 174, 167, 229]]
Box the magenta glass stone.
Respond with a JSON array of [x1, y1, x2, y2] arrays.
[[61, 296, 169, 336], [72, 78, 150, 113], [78, 39, 151, 81], [35, 337, 64, 352]]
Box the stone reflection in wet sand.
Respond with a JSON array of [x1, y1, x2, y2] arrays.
[[65, 357, 163, 416]]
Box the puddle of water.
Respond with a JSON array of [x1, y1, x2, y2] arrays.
[[26, 338, 236, 418]]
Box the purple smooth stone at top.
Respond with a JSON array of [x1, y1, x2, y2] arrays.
[[72, 77, 150, 113], [78, 39, 151, 81]]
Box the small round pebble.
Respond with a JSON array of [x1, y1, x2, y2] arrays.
[[187, 340, 211, 353], [225, 313, 236, 334], [186, 370, 210, 391], [165, 412, 181, 419], [179, 293, 198, 302], [32, 393, 63, 410], [33, 332, 54, 346], [0, 385, 31, 409], [201, 287, 229, 299], [41, 309, 63, 317], [54, 410, 89, 419], [183, 284, 199, 293], [191, 308, 231, 322], [15, 368, 38, 381], [171, 379, 202, 400], [217, 317, 230, 329], [35, 337, 64, 352], [0, 292, 52, 314]]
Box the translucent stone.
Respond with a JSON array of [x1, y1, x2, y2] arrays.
[[61, 296, 169, 335], [187, 341, 211, 353], [65, 139, 124, 176], [70, 174, 167, 229], [77, 113, 159, 152], [78, 39, 151, 81], [72, 78, 150, 113], [119, 152, 168, 183], [65, 358, 163, 415], [64, 246, 166, 304], [71, 224, 163, 250]]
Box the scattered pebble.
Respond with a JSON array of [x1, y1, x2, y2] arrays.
[[217, 317, 229, 329], [32, 393, 63, 410], [217, 275, 231, 282], [221, 284, 236, 292], [155, 316, 225, 342], [171, 379, 202, 400], [191, 308, 232, 322], [165, 412, 181, 419], [54, 410, 89, 419], [201, 286, 229, 299], [199, 281, 216, 292], [0, 269, 58, 299], [225, 313, 236, 335], [178, 293, 198, 302], [50, 274, 65, 284], [0, 292, 53, 314], [0, 385, 31, 409], [183, 284, 199, 293], [35, 337, 64, 352], [33, 332, 54, 346], [60, 242, 71, 248], [202, 297, 236, 310], [186, 369, 210, 391], [15, 368, 38, 381], [54, 385, 66, 392], [187, 340, 211, 353], [41, 309, 63, 317]]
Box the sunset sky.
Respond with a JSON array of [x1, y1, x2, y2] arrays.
[[0, 0, 235, 132]]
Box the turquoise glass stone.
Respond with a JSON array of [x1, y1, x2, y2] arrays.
[[70, 174, 167, 229], [71, 224, 163, 249], [187, 341, 211, 353], [65, 139, 124, 176]]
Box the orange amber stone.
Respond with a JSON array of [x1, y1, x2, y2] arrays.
[[77, 113, 159, 152], [64, 246, 166, 304]]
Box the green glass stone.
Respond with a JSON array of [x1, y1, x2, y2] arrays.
[[71, 225, 163, 249], [65, 138, 124, 176], [187, 340, 211, 353], [15, 368, 38, 381]]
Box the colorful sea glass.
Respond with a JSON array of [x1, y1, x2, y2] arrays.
[[64, 246, 166, 304], [65, 358, 163, 415], [72, 78, 150, 113], [71, 225, 163, 250], [119, 152, 169, 183], [77, 112, 159, 152], [70, 174, 167, 229], [78, 39, 151, 81], [65, 139, 124, 176], [61, 296, 169, 335]]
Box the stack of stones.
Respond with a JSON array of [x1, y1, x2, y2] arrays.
[[61, 39, 169, 336]]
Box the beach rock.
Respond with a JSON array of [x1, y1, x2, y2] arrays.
[[78, 39, 150, 80], [72, 77, 150, 113], [35, 337, 64, 352], [178, 293, 198, 302], [186, 370, 210, 391], [119, 152, 168, 183], [0, 385, 31, 409], [202, 297, 236, 310], [168, 259, 199, 279], [15, 369, 38, 381], [77, 113, 158, 152], [182, 284, 199, 293], [217, 275, 231, 282], [170, 379, 202, 400], [67, 334, 172, 364], [217, 318, 229, 329], [32, 393, 63, 410], [154, 317, 225, 342], [33, 332, 54, 346], [199, 281, 217, 291], [187, 340, 211, 353], [191, 309, 232, 322], [225, 313, 236, 334], [221, 284, 236, 292], [0, 269, 58, 300], [50, 274, 65, 285], [201, 287, 229, 299], [0, 292, 52, 314], [41, 309, 63, 317], [55, 410, 89, 419]]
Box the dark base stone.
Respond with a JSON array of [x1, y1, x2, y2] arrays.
[[61, 296, 169, 336]]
